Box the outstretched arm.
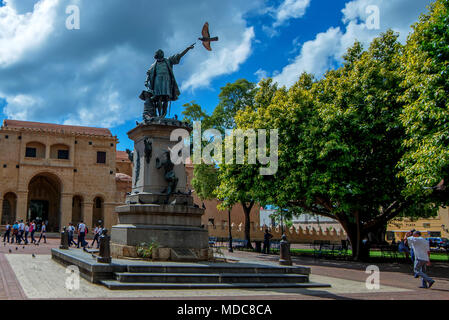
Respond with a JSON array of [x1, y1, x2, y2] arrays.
[[179, 44, 195, 59]]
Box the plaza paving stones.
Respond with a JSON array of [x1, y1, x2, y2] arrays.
[[0, 239, 447, 300], [7, 254, 409, 300]]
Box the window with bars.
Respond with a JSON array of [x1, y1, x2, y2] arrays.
[[25, 147, 37, 158], [97, 151, 106, 164], [58, 150, 69, 160]]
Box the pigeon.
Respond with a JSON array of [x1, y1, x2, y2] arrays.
[[15, 247, 18, 251], [32, 254, 35, 258], [8, 249, 11, 253], [23, 246, 25, 249], [199, 22, 219, 51]]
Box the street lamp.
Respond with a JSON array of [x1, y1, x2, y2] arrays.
[[228, 208, 233, 252]]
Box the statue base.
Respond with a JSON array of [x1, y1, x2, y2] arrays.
[[111, 202, 211, 261], [111, 121, 211, 262]]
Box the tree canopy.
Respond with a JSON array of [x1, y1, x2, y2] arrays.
[[399, 0, 449, 199]]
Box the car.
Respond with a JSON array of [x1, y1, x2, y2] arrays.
[[426, 237, 448, 249]]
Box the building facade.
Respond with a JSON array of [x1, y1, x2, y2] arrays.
[[387, 207, 449, 241], [0, 120, 131, 232]]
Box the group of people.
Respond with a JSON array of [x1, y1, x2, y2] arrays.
[[2, 220, 105, 250], [66, 221, 104, 249], [2, 220, 46, 245]]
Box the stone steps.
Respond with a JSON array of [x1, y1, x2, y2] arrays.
[[100, 280, 331, 290], [125, 264, 310, 275], [51, 248, 331, 290], [114, 272, 309, 284]]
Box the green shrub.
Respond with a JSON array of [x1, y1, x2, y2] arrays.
[[136, 241, 159, 259]]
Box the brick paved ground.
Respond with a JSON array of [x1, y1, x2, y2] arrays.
[[222, 250, 449, 300], [0, 237, 60, 255], [0, 238, 448, 300]]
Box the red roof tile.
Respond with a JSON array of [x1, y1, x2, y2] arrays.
[[116, 150, 130, 161], [2, 120, 112, 137]]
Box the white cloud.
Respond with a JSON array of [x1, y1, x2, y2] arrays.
[[263, 0, 311, 37], [273, 27, 342, 87], [0, 0, 59, 66], [0, 0, 264, 127], [273, 0, 311, 27], [254, 68, 268, 81], [182, 27, 255, 91], [272, 0, 431, 87]]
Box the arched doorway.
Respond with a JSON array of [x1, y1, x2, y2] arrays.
[[28, 173, 61, 232], [92, 197, 104, 228], [72, 196, 83, 224], [2, 193, 17, 225]]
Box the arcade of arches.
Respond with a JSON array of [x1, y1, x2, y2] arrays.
[[1, 173, 108, 232], [0, 120, 133, 232]]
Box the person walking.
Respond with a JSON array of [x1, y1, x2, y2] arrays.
[[398, 237, 411, 260], [30, 221, 36, 244], [263, 229, 273, 254], [17, 220, 25, 244], [406, 230, 435, 289], [77, 221, 87, 248], [68, 223, 77, 247], [91, 224, 102, 249], [37, 222, 47, 244], [3, 223, 11, 243], [12, 221, 19, 244], [24, 222, 29, 245]]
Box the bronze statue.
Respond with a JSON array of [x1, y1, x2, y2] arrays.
[[143, 45, 195, 119], [126, 149, 134, 162], [156, 151, 178, 195]]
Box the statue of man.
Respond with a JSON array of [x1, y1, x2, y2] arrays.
[[145, 45, 195, 118]]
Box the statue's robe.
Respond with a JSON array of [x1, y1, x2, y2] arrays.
[[146, 54, 182, 101]]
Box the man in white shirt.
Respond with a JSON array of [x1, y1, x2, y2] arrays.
[[77, 221, 87, 248], [18, 220, 25, 244], [68, 223, 77, 247], [406, 231, 435, 289]]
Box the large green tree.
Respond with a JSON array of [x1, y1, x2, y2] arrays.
[[183, 79, 259, 248], [399, 0, 449, 200], [236, 31, 437, 260]]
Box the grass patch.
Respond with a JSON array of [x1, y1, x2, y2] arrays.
[[230, 247, 449, 263]]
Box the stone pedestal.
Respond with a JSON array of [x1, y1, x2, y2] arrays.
[[111, 119, 212, 261]]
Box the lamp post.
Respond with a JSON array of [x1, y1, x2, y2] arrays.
[[228, 208, 233, 252]]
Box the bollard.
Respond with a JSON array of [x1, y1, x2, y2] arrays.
[[279, 234, 292, 266], [255, 241, 262, 253], [97, 228, 112, 264], [59, 226, 69, 250]]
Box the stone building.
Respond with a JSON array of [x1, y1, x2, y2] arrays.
[[0, 120, 132, 232], [387, 208, 449, 241], [0, 119, 259, 234]]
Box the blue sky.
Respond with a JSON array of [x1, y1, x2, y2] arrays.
[[0, 0, 432, 151]]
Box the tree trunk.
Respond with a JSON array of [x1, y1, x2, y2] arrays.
[[241, 201, 254, 249], [338, 214, 369, 262]]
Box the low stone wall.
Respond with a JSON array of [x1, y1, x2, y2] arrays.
[[206, 223, 346, 244]]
